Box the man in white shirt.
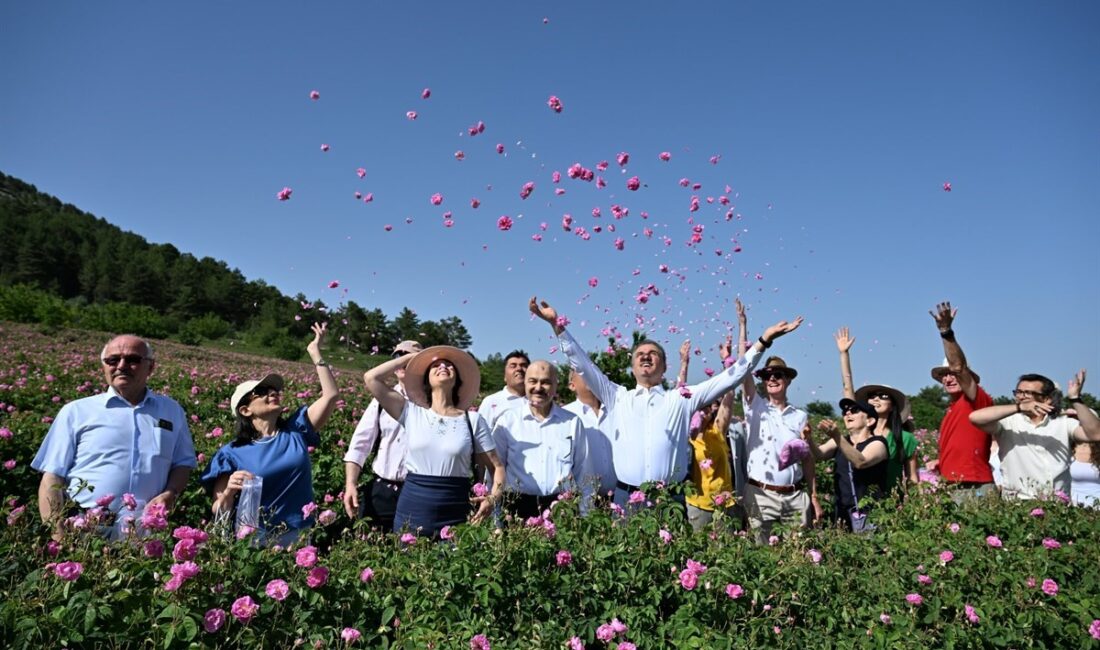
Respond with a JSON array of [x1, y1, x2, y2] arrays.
[[342, 340, 421, 531], [477, 350, 530, 427], [492, 360, 587, 519], [970, 370, 1100, 500], [562, 368, 617, 501], [530, 295, 803, 509]]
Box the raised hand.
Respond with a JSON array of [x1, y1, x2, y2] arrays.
[[307, 322, 327, 359], [735, 298, 747, 325], [1068, 369, 1086, 399], [762, 316, 804, 343], [719, 335, 733, 361], [930, 302, 956, 332], [679, 340, 692, 364], [1019, 399, 1055, 419], [817, 418, 840, 438], [834, 326, 855, 353], [529, 296, 560, 332]]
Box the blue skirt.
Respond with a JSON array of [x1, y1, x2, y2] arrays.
[[393, 473, 471, 538]]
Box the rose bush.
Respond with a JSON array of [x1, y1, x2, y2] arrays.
[[1, 323, 1099, 648]]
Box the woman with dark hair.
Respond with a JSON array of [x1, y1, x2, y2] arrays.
[[202, 323, 339, 544], [835, 327, 919, 493], [364, 346, 505, 538], [1070, 440, 1100, 508]]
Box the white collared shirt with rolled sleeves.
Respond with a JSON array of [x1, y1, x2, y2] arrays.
[[742, 393, 808, 486], [343, 386, 408, 482], [563, 399, 617, 496], [477, 388, 527, 428], [557, 328, 763, 486], [492, 405, 587, 499]]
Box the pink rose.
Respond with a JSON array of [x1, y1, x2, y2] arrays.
[[658, 529, 672, 544], [173, 538, 197, 561], [470, 633, 491, 650], [94, 493, 116, 508], [440, 526, 455, 541], [985, 535, 1002, 548], [726, 583, 744, 599], [295, 546, 318, 568], [519, 182, 535, 200], [1042, 538, 1061, 549], [360, 567, 374, 583], [679, 569, 698, 590], [496, 215, 513, 231], [596, 625, 615, 642], [265, 579, 290, 601], [939, 550, 954, 564], [230, 596, 258, 623], [318, 509, 337, 526], [309, 90, 320, 100], [658, 151, 671, 161], [1041, 578, 1058, 596], [905, 593, 923, 606], [807, 549, 822, 564], [400, 533, 417, 545], [626, 176, 640, 191], [342, 628, 362, 644], [306, 566, 329, 589], [472, 483, 489, 497], [203, 608, 226, 633], [276, 187, 293, 201], [965, 604, 980, 624], [555, 550, 573, 567], [406, 111, 418, 120], [53, 561, 83, 581]]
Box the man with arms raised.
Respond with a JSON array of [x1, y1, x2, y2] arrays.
[[492, 360, 587, 518], [531, 296, 802, 508], [970, 370, 1099, 500], [927, 301, 996, 502], [32, 335, 195, 537]]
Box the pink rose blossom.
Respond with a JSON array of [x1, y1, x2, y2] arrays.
[[596, 625, 615, 642], [880, 613, 892, 625], [726, 583, 744, 599], [628, 490, 646, 504], [905, 593, 923, 606], [1090, 619, 1100, 640], [94, 493, 116, 508], [568, 637, 585, 650], [519, 182, 535, 200], [556, 550, 573, 566], [617, 152, 630, 166], [949, 522, 960, 533], [53, 561, 83, 581], [626, 176, 640, 191], [470, 633, 491, 650], [342, 627, 362, 643], [430, 193, 443, 206], [265, 579, 290, 601], [618, 643, 636, 650], [939, 550, 954, 564], [0, 427, 11, 439], [400, 533, 417, 545], [320, 143, 329, 152], [1042, 537, 1061, 549], [1030, 507, 1045, 517], [203, 608, 226, 633], [230, 596, 258, 623], [360, 567, 375, 583], [807, 549, 822, 564], [440, 526, 455, 541], [301, 502, 318, 519], [918, 574, 932, 586], [306, 566, 329, 589], [685, 559, 707, 575], [317, 509, 336, 525], [472, 483, 489, 497], [965, 604, 980, 624], [985, 535, 1002, 548], [679, 569, 698, 590], [173, 538, 197, 561], [1041, 578, 1058, 596], [658, 529, 672, 544], [295, 546, 318, 568], [406, 111, 418, 120], [943, 181, 951, 191], [421, 88, 431, 99]]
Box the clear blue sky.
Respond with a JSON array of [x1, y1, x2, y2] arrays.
[[2, 2, 1097, 402]]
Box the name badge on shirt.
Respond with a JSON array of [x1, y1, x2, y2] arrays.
[[157, 418, 174, 432]]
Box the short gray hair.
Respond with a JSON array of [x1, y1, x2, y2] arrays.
[[100, 335, 155, 362]]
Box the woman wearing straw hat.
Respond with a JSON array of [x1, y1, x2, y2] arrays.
[[202, 323, 340, 544], [834, 327, 919, 493], [364, 345, 505, 538]]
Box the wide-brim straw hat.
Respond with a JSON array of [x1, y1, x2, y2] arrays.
[[230, 373, 285, 413], [753, 355, 798, 380], [930, 358, 980, 385], [854, 384, 911, 422], [403, 346, 481, 410]]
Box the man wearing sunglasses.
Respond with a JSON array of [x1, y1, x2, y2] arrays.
[[343, 340, 422, 531], [926, 301, 996, 502], [969, 370, 1100, 500], [32, 335, 196, 538]]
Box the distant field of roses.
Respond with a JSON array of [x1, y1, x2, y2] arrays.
[[1, 322, 1098, 649]]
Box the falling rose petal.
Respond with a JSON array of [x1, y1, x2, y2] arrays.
[[588, 277, 599, 288], [430, 193, 443, 205], [561, 214, 573, 230], [496, 143, 505, 154], [444, 220, 454, 227], [543, 17, 549, 24], [626, 176, 640, 191], [405, 217, 413, 224], [555, 188, 566, 195], [659, 264, 669, 273], [276, 187, 293, 201], [552, 170, 561, 183], [709, 155, 721, 165], [539, 222, 548, 231], [592, 207, 601, 218], [470, 198, 481, 209], [531, 234, 542, 241], [596, 177, 607, 189], [519, 182, 535, 200], [643, 228, 653, 237], [364, 193, 374, 203], [547, 95, 563, 113], [596, 161, 609, 172], [357, 168, 367, 179], [320, 144, 330, 152], [354, 191, 362, 200], [497, 215, 514, 231], [406, 111, 418, 120], [613, 237, 625, 250], [943, 182, 952, 192], [384, 224, 393, 231], [659, 151, 671, 161], [454, 150, 465, 161], [692, 183, 702, 190], [617, 152, 630, 166], [755, 273, 764, 280], [309, 90, 320, 100], [592, 225, 602, 233], [679, 178, 691, 187], [421, 88, 431, 99]]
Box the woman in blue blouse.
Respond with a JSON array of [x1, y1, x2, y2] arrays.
[[202, 323, 339, 543]]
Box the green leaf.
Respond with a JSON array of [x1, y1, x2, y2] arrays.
[[381, 605, 396, 628], [179, 615, 199, 642]]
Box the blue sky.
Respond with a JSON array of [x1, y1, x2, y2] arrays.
[[2, 2, 1097, 402]]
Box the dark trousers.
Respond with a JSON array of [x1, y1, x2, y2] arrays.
[[506, 492, 560, 520], [359, 477, 403, 533]]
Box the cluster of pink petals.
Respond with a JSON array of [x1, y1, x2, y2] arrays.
[[470, 634, 491, 650], [497, 216, 513, 231], [342, 628, 362, 643], [547, 95, 563, 113], [231, 595, 258, 623], [276, 187, 293, 201], [519, 182, 535, 200], [295, 545, 318, 568], [626, 176, 640, 191], [566, 163, 595, 182], [468, 121, 486, 136], [52, 561, 83, 581], [555, 550, 573, 566]]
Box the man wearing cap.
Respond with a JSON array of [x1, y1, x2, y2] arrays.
[[927, 301, 995, 502], [969, 370, 1100, 500], [530, 296, 803, 510], [492, 360, 588, 518], [32, 335, 196, 536], [562, 368, 617, 501], [343, 340, 422, 531], [477, 350, 530, 427]]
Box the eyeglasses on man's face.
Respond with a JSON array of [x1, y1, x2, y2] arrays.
[[1012, 389, 1048, 400], [102, 354, 148, 367]]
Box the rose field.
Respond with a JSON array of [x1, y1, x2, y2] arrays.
[[1, 322, 1098, 649]]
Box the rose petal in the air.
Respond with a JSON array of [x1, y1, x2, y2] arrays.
[[659, 151, 671, 161], [430, 193, 443, 206], [406, 111, 418, 120], [310, 90, 320, 100]]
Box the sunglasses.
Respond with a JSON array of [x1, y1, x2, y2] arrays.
[[866, 392, 893, 402], [392, 350, 412, 359], [102, 354, 148, 367], [841, 405, 866, 416], [758, 371, 788, 381], [250, 386, 281, 400]]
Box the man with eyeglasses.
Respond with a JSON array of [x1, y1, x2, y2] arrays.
[[31, 335, 196, 537], [343, 340, 422, 531], [969, 370, 1100, 500], [926, 301, 996, 502], [531, 295, 803, 511]]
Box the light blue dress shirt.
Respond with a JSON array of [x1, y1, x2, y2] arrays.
[[492, 404, 587, 497], [32, 387, 196, 510], [558, 329, 763, 486]]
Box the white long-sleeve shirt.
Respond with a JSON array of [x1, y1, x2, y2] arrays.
[[343, 385, 408, 482], [492, 404, 587, 497], [557, 328, 763, 486], [563, 399, 617, 495]]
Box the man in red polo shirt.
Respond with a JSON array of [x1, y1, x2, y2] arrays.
[[926, 301, 995, 502]]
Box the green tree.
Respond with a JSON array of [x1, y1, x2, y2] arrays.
[[908, 384, 948, 431], [805, 400, 835, 417]]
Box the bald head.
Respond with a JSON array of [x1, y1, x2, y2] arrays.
[[525, 360, 559, 417], [100, 335, 156, 405]]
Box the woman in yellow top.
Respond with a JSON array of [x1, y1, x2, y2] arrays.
[[685, 338, 738, 532]]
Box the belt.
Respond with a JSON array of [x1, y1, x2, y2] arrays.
[[615, 480, 683, 493], [374, 477, 405, 489], [748, 478, 802, 495]]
